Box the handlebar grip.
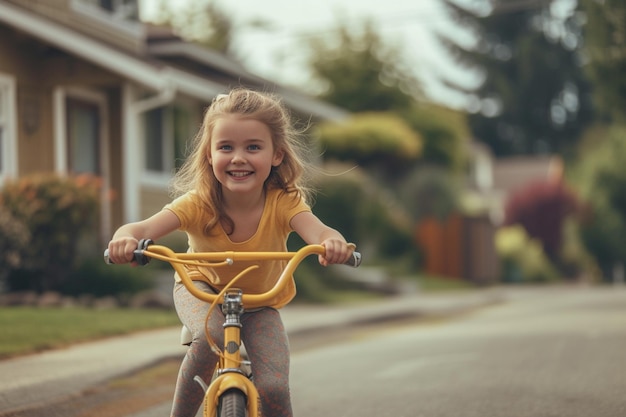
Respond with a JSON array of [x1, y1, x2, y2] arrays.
[[103, 248, 113, 264], [345, 251, 362, 268], [103, 248, 152, 265], [103, 239, 154, 265]]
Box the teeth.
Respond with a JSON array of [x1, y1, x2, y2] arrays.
[[230, 171, 251, 177]]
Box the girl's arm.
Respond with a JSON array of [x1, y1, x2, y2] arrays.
[[107, 209, 181, 265], [290, 211, 353, 266]]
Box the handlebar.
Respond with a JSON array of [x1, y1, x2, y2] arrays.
[[104, 240, 361, 305]]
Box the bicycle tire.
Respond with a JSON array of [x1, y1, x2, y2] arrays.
[[217, 388, 248, 417]]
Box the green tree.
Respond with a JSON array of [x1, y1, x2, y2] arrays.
[[578, 0, 626, 122], [400, 103, 470, 171], [307, 20, 469, 170], [307, 20, 422, 112], [147, 0, 235, 54], [571, 126, 626, 278], [439, 0, 594, 156]]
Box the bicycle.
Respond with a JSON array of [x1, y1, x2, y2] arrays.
[[105, 238, 361, 417]]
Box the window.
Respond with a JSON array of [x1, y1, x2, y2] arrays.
[[0, 74, 17, 182], [142, 104, 192, 183], [54, 88, 107, 175], [66, 98, 100, 174]]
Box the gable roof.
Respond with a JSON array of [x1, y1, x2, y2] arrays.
[[0, 0, 348, 121]]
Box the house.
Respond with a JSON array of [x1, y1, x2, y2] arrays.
[[0, 0, 348, 245]]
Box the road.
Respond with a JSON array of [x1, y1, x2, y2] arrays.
[[290, 286, 626, 417], [3, 285, 624, 417]]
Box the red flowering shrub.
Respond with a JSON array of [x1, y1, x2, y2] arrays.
[[0, 174, 102, 292], [504, 179, 580, 264]]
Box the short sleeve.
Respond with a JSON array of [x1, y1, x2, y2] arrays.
[[163, 191, 210, 232], [274, 190, 311, 233]]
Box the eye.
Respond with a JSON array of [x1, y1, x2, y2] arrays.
[[248, 144, 261, 151], [218, 144, 232, 151]]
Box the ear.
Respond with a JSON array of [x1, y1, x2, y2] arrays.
[[272, 149, 284, 167]]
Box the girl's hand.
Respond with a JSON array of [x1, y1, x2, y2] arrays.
[[107, 237, 139, 265], [319, 239, 355, 266]]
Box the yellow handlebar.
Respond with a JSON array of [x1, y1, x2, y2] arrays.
[[132, 244, 360, 305]]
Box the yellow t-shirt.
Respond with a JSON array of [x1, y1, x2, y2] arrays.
[[164, 188, 311, 309]]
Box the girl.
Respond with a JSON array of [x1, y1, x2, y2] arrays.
[[107, 88, 354, 417]]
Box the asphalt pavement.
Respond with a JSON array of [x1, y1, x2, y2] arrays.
[[0, 288, 504, 415]]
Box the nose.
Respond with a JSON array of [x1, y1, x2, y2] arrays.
[[231, 152, 246, 164]]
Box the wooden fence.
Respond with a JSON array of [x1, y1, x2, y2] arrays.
[[416, 214, 500, 284]]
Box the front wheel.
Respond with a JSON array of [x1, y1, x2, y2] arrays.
[[217, 389, 247, 417]]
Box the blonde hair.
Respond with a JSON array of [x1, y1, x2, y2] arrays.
[[170, 87, 313, 235]]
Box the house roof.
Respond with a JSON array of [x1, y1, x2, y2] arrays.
[[0, 0, 348, 121], [492, 155, 560, 196]]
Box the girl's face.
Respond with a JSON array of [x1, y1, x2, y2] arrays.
[[208, 115, 284, 196]]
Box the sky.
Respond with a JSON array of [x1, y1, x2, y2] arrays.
[[139, 0, 479, 109]]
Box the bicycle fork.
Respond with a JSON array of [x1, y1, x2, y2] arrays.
[[196, 289, 262, 417]]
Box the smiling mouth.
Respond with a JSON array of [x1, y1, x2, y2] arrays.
[[228, 171, 253, 178]]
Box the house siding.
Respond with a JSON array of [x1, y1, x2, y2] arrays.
[[0, 26, 53, 175]]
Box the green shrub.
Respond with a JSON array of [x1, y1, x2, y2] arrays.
[[315, 112, 423, 168], [0, 174, 102, 293], [64, 259, 155, 298], [286, 170, 423, 300], [495, 225, 559, 283], [398, 165, 461, 222], [312, 171, 421, 265], [0, 207, 30, 290], [570, 125, 626, 277]]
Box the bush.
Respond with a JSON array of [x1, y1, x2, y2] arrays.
[[64, 259, 154, 298], [315, 112, 423, 172], [496, 225, 559, 283], [286, 169, 423, 301], [0, 207, 30, 290], [0, 174, 102, 293], [398, 165, 461, 222], [504, 179, 580, 264], [569, 125, 626, 278], [312, 172, 419, 263]]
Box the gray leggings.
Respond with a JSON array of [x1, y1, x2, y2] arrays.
[[170, 281, 293, 417]]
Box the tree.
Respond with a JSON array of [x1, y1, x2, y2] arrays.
[[147, 0, 235, 54], [578, 0, 626, 122], [570, 125, 626, 279], [439, 0, 594, 156], [400, 103, 471, 171], [307, 20, 422, 112], [307, 20, 469, 170]]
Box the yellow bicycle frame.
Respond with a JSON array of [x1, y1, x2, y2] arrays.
[[137, 244, 356, 417]]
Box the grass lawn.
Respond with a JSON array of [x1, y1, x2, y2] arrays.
[[0, 307, 180, 359]]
